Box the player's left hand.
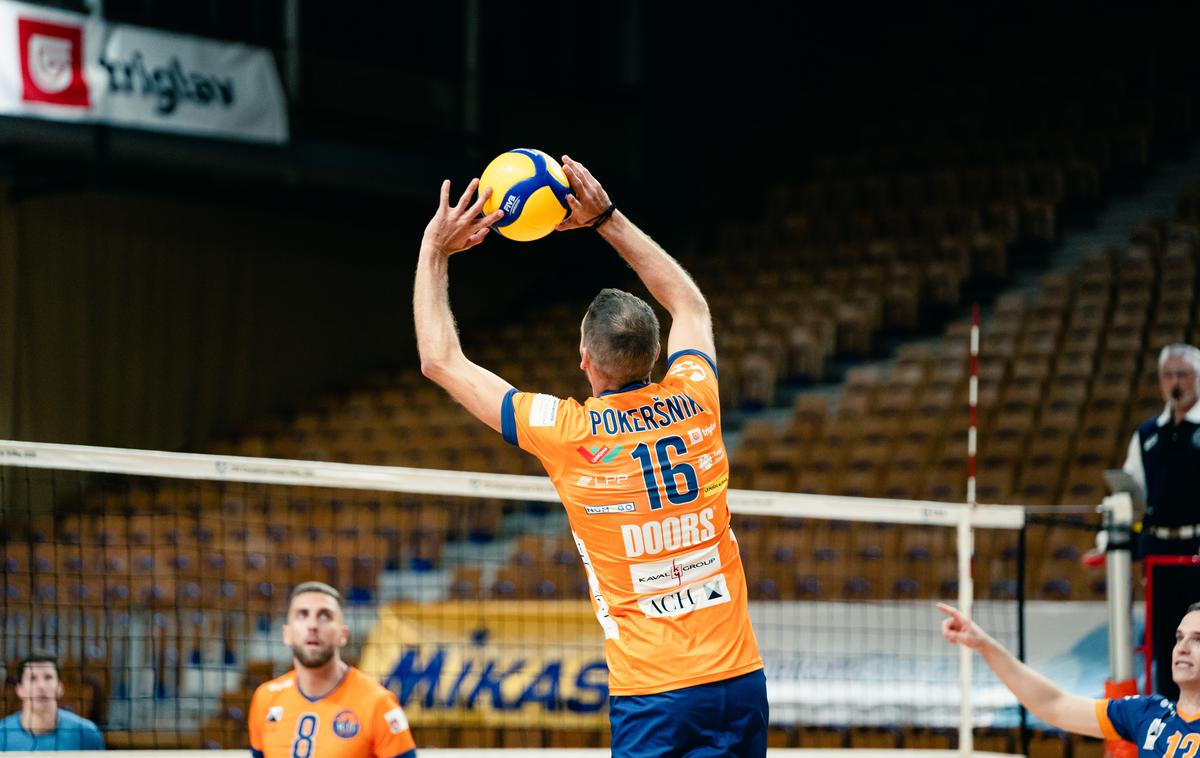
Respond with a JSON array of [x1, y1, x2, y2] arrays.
[[556, 155, 612, 232], [422, 178, 504, 255]]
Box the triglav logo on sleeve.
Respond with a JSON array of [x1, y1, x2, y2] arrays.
[[18, 18, 89, 107], [383, 706, 409, 734]]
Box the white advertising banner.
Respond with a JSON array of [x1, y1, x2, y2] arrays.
[[754, 600, 1140, 728], [0, 0, 287, 143]]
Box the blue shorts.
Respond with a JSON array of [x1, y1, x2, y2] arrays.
[[609, 669, 768, 758]]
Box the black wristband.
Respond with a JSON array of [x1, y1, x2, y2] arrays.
[[590, 204, 616, 230]]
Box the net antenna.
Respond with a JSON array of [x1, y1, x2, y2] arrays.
[[958, 303, 981, 756]]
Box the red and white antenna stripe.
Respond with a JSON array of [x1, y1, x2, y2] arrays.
[[967, 303, 979, 508]]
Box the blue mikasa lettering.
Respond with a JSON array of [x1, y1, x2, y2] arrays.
[[588, 393, 704, 436]]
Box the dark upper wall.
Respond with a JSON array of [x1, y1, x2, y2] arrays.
[[1, 191, 403, 448]]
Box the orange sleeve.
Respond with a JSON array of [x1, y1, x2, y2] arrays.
[[1095, 699, 1121, 740], [503, 390, 582, 475], [247, 686, 264, 755], [661, 350, 720, 412], [371, 689, 416, 758]]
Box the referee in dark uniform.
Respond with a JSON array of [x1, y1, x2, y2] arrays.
[[1123, 343, 1200, 698], [1124, 343, 1200, 558]]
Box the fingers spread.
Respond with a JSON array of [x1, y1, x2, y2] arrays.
[[455, 226, 490, 253], [569, 158, 595, 184], [466, 185, 492, 218], [563, 167, 583, 195], [456, 178, 480, 212]]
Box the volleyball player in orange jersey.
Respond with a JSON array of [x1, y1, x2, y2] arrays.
[[248, 582, 416, 758], [415, 158, 766, 756]]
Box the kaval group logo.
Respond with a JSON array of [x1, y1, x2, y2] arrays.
[[18, 17, 88, 107]]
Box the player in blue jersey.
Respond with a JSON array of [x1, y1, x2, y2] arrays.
[[939, 602, 1200, 755], [0, 650, 104, 750]]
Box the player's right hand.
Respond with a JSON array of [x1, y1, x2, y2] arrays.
[[556, 155, 612, 231], [422, 178, 505, 255], [936, 602, 988, 650]]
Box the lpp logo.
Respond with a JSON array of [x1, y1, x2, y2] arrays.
[[18, 17, 88, 107]]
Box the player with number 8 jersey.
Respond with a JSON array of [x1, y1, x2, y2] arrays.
[[414, 156, 766, 756], [248, 583, 416, 758]]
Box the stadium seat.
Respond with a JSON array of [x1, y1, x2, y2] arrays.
[[797, 726, 847, 748]]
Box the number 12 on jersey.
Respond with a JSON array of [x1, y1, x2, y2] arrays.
[[1164, 732, 1200, 758], [631, 435, 699, 510]]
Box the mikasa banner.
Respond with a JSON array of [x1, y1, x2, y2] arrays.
[[0, 0, 287, 143]]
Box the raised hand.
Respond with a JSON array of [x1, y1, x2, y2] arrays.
[[422, 178, 505, 255], [936, 602, 989, 650], [556, 155, 614, 232]]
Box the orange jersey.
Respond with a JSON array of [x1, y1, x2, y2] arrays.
[[500, 349, 763, 695], [248, 666, 416, 758]]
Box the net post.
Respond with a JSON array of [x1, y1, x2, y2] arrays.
[[1018, 521, 1030, 756], [958, 303, 980, 757], [957, 509, 974, 756], [1101, 493, 1139, 758], [1103, 493, 1134, 683]]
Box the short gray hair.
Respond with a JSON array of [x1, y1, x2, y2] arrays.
[[288, 581, 342, 609], [1158, 344, 1200, 374], [582, 288, 660, 385]]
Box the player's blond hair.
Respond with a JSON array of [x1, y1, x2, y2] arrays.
[[288, 581, 342, 610], [582, 288, 660, 386]]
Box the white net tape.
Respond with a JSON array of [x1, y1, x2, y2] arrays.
[[0, 440, 1023, 529]]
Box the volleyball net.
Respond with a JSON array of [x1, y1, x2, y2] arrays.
[[0, 439, 1030, 750]]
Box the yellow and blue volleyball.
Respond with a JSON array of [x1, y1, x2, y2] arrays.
[[479, 148, 570, 242]]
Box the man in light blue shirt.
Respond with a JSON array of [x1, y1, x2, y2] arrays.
[[0, 651, 104, 750]]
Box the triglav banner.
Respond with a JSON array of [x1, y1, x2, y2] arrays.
[[0, 0, 287, 143]]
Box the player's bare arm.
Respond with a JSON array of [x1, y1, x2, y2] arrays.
[[557, 156, 715, 361], [937, 603, 1104, 738], [415, 178, 512, 433]]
